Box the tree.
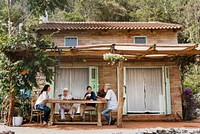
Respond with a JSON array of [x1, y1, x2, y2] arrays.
[[184, 64, 200, 94], [0, 0, 56, 126]]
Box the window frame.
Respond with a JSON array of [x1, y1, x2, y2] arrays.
[[133, 36, 147, 44], [64, 36, 78, 47]]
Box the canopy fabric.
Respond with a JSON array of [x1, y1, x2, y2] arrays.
[[47, 43, 200, 60]]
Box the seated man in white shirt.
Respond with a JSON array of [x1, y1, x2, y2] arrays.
[[59, 88, 77, 122], [98, 83, 118, 125]]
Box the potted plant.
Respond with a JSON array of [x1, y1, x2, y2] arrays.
[[13, 102, 23, 126], [12, 89, 31, 126], [103, 53, 125, 65]]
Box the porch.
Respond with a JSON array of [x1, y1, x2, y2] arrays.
[[45, 43, 200, 127]]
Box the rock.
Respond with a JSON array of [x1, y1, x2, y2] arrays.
[[0, 131, 14, 134]]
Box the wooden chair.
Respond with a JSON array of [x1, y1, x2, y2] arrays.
[[85, 106, 96, 122], [29, 96, 44, 124], [109, 97, 125, 125]]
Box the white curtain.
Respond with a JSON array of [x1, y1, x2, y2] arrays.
[[126, 68, 145, 112], [126, 68, 163, 113], [55, 68, 89, 98], [144, 68, 163, 112], [55, 68, 89, 112]]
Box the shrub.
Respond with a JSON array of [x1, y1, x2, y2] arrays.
[[182, 88, 199, 120]]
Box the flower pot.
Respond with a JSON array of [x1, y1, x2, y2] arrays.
[[12, 116, 23, 126]]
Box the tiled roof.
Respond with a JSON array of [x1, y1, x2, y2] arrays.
[[38, 21, 182, 30]]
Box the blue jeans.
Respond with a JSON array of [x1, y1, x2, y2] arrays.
[[36, 104, 50, 122], [102, 108, 112, 123]]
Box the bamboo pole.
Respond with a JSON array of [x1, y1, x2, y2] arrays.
[[117, 61, 124, 128]]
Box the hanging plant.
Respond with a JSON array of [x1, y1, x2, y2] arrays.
[[103, 53, 125, 65]]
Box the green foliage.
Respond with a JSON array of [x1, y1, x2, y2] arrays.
[[0, 26, 54, 92], [27, 0, 75, 16], [48, 9, 84, 22], [184, 64, 200, 94], [74, 0, 127, 21], [172, 56, 197, 90], [64, 12, 84, 22], [1, 0, 199, 43]]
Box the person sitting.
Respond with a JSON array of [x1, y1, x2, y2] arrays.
[[98, 83, 118, 125], [35, 84, 51, 125], [80, 86, 97, 121], [59, 88, 77, 122]]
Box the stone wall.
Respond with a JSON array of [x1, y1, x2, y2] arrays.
[[32, 72, 46, 96], [41, 29, 178, 46]]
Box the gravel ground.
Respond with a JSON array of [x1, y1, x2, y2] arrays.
[[1, 120, 200, 134], [1, 125, 137, 134], [1, 125, 200, 134]]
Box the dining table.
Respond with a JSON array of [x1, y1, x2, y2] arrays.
[[45, 99, 107, 126]]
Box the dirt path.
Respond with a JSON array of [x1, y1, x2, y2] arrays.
[[21, 120, 200, 130], [1, 121, 200, 134]]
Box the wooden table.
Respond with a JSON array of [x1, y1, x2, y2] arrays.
[[45, 99, 107, 126]]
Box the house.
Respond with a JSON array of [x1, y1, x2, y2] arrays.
[[37, 22, 200, 122]]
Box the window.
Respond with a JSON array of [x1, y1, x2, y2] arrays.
[[64, 37, 78, 46], [134, 36, 147, 44]]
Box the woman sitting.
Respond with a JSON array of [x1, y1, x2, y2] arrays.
[[35, 84, 51, 125]]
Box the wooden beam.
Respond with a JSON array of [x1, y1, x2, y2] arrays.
[[115, 49, 200, 55], [114, 43, 197, 47], [56, 44, 112, 50], [182, 44, 198, 52], [117, 61, 124, 128], [137, 44, 156, 59], [46, 50, 109, 56]]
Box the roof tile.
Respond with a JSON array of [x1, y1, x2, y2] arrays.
[[38, 21, 182, 30]]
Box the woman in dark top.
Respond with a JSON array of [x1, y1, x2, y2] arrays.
[[80, 86, 97, 121]]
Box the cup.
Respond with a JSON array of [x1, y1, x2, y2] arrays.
[[88, 94, 91, 97]]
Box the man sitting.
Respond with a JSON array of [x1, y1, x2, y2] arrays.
[[80, 86, 97, 121], [59, 88, 77, 122], [98, 83, 118, 125]]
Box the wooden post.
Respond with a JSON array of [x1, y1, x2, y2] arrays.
[[49, 102, 55, 125], [117, 61, 124, 128], [97, 103, 102, 126]]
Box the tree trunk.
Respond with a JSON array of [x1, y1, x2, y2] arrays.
[[7, 90, 15, 126], [7, 72, 14, 126], [7, 0, 14, 126]]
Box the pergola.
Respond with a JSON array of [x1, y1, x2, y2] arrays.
[[47, 43, 200, 60], [47, 43, 200, 127]]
